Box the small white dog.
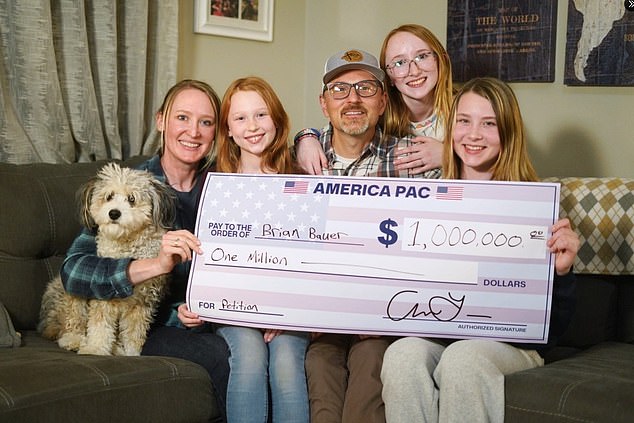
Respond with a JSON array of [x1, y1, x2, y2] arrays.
[[38, 162, 176, 356]]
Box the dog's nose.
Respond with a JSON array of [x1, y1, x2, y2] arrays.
[[109, 209, 121, 221]]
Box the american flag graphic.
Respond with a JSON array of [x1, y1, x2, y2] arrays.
[[435, 185, 464, 200], [197, 175, 328, 238], [283, 180, 309, 194]]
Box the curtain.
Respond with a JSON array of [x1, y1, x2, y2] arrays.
[[0, 0, 178, 164]]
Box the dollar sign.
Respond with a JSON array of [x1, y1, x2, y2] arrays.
[[378, 218, 398, 248]]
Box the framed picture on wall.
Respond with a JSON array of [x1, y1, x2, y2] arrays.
[[446, 0, 557, 82], [194, 0, 274, 42], [564, 1, 634, 86]]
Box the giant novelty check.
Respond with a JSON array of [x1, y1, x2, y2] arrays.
[[187, 174, 560, 343]]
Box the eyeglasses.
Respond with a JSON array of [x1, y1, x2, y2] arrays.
[[385, 52, 436, 77], [323, 79, 383, 100]]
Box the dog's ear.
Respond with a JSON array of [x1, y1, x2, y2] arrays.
[[77, 177, 98, 230], [150, 180, 177, 230]]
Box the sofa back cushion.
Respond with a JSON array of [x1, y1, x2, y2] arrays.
[[545, 177, 634, 348], [0, 157, 148, 331], [618, 282, 634, 343], [556, 274, 620, 349]]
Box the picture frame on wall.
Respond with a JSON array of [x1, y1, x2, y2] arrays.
[[564, 0, 634, 86], [446, 0, 558, 82], [194, 0, 274, 42]]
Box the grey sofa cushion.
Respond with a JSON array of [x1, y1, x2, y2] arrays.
[[505, 342, 634, 423], [0, 332, 219, 423], [0, 301, 21, 348]]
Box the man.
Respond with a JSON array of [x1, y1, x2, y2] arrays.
[[303, 48, 412, 423], [296, 49, 415, 178]]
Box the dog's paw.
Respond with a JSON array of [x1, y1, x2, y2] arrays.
[[39, 324, 60, 341], [113, 342, 141, 356], [120, 348, 142, 356], [78, 343, 113, 356], [57, 333, 84, 351]]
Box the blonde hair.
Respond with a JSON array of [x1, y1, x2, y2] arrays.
[[156, 79, 221, 166], [215, 76, 298, 174], [443, 77, 538, 182], [379, 24, 453, 138]]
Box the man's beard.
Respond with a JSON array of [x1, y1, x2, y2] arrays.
[[341, 120, 370, 135], [339, 107, 371, 135]]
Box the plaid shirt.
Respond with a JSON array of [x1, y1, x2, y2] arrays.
[[60, 155, 206, 327], [320, 124, 441, 179]]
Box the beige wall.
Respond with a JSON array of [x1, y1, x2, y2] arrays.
[[179, 0, 634, 178], [178, 0, 306, 140]]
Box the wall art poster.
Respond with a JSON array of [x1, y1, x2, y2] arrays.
[[564, 1, 634, 86], [446, 0, 557, 82]]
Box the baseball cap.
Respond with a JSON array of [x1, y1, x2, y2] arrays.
[[323, 49, 385, 84]]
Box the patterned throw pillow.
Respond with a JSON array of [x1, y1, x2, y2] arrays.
[[545, 177, 634, 275]]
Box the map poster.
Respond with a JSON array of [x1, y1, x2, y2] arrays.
[[446, 0, 557, 82], [564, 1, 634, 86]]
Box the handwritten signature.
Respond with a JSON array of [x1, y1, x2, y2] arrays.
[[386, 290, 465, 322]]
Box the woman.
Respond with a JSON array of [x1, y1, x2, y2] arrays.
[[180, 76, 309, 423], [296, 24, 453, 177], [380, 77, 579, 423], [61, 79, 230, 420]]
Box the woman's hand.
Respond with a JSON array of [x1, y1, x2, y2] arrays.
[[127, 230, 202, 285], [295, 136, 327, 175], [548, 218, 580, 276], [263, 329, 283, 343], [158, 230, 203, 273], [394, 136, 443, 175], [177, 302, 204, 328]]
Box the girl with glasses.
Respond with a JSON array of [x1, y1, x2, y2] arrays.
[[380, 24, 453, 177]]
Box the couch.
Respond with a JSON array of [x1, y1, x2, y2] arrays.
[[0, 157, 222, 423], [0, 159, 633, 422], [505, 177, 634, 422]]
